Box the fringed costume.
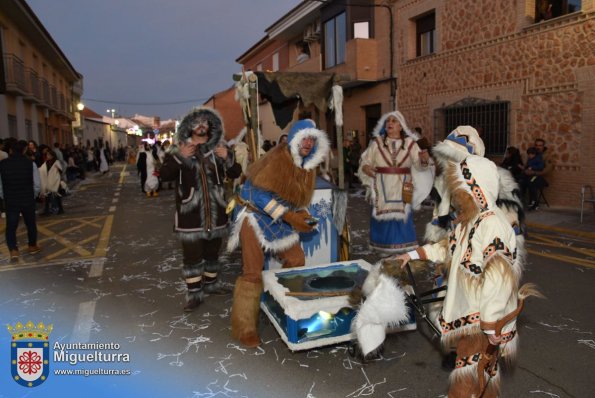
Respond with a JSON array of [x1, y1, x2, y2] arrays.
[[408, 155, 537, 397], [357, 111, 433, 254], [160, 107, 241, 311]]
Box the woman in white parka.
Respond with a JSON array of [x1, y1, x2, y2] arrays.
[[39, 149, 64, 215]]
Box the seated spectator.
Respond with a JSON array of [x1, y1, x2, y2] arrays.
[[520, 138, 552, 211], [501, 146, 524, 182]]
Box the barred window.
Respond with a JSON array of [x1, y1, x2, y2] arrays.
[[435, 98, 509, 156]]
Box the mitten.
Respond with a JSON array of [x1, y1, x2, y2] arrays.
[[282, 210, 314, 233]]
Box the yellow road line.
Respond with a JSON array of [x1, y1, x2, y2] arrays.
[[44, 234, 99, 261], [530, 230, 595, 245], [36, 225, 91, 257], [37, 217, 104, 244], [118, 164, 127, 184], [528, 234, 595, 257], [95, 215, 114, 257], [527, 248, 595, 269], [526, 221, 595, 240]]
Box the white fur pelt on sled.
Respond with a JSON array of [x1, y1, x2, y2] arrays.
[[351, 265, 410, 357]]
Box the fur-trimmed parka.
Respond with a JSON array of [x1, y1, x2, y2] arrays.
[[227, 119, 329, 253], [160, 107, 241, 241], [414, 155, 523, 359]]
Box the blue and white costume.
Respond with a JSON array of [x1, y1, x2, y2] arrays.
[[357, 111, 433, 254]]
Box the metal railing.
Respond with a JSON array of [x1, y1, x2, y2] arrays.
[[3, 53, 26, 93], [3, 53, 76, 119], [27, 68, 41, 100], [434, 97, 510, 156]]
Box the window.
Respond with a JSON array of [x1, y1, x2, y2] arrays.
[[256, 63, 263, 72], [272, 52, 279, 71], [535, 0, 582, 23], [416, 12, 435, 57], [8, 115, 17, 138], [324, 12, 346, 69], [436, 98, 509, 156], [296, 41, 310, 64], [353, 22, 370, 39]]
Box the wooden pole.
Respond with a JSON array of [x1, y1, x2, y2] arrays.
[[337, 123, 345, 190], [247, 73, 259, 161]]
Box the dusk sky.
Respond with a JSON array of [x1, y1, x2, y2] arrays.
[[25, 0, 298, 120]]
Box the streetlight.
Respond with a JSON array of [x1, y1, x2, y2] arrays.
[[77, 102, 85, 111], [107, 108, 116, 118]]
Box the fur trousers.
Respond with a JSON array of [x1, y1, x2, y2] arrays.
[[448, 333, 499, 398], [239, 219, 304, 283]]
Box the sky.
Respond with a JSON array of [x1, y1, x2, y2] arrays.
[[25, 0, 298, 120]]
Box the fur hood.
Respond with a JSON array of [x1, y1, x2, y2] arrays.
[[432, 126, 485, 169], [287, 119, 330, 170], [446, 155, 500, 223], [176, 107, 224, 152], [246, 144, 316, 208], [371, 111, 419, 141]]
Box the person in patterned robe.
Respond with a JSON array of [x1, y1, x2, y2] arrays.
[[396, 155, 539, 397], [357, 111, 432, 254]]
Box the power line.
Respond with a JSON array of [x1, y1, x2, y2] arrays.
[[82, 97, 210, 106]]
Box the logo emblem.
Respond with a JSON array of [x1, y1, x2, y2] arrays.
[[7, 321, 52, 387]]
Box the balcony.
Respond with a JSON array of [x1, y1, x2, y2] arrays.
[[41, 78, 50, 106], [286, 54, 321, 73], [26, 68, 41, 102], [325, 38, 380, 83], [3, 53, 27, 94]]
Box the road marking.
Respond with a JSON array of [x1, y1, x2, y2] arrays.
[[114, 192, 120, 197], [529, 233, 595, 257], [88, 258, 106, 278], [45, 235, 99, 260], [118, 164, 128, 184], [109, 206, 116, 212], [526, 222, 595, 240], [112, 198, 119, 203], [71, 300, 96, 343], [527, 249, 595, 269], [95, 215, 114, 257], [36, 225, 92, 257]]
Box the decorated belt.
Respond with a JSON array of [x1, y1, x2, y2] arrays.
[[375, 167, 411, 174]]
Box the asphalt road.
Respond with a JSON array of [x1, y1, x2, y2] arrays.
[[0, 164, 593, 398]]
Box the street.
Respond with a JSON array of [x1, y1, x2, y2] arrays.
[[1, 164, 593, 398]]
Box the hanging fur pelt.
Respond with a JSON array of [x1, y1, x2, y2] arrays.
[[349, 263, 411, 358]]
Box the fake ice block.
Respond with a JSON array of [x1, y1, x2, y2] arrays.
[[261, 260, 371, 351]]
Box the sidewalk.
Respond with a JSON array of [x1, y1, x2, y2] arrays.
[[525, 205, 595, 235]]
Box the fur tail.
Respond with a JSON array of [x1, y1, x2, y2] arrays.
[[518, 283, 545, 300]]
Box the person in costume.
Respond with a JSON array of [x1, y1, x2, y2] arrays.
[[160, 107, 241, 312], [357, 111, 432, 254], [396, 154, 539, 397], [424, 126, 526, 265], [227, 119, 329, 348]]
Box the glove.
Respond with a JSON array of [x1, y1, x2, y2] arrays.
[[282, 210, 314, 233]]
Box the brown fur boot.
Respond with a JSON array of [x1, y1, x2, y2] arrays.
[[231, 276, 263, 348]]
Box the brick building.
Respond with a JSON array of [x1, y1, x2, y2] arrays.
[[233, 0, 593, 207], [203, 86, 245, 141], [0, 0, 83, 146], [395, 0, 594, 206]]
